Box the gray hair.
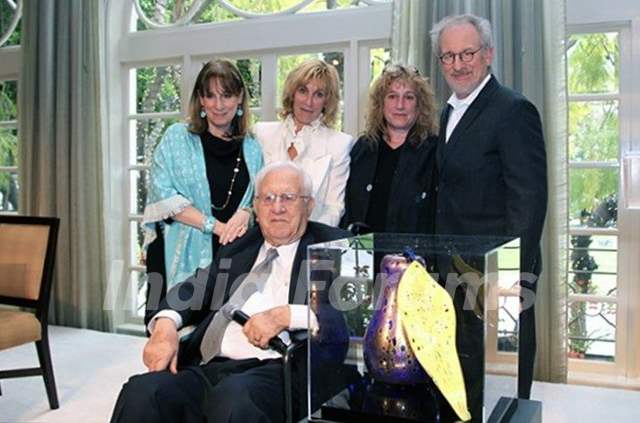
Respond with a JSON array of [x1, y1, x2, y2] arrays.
[[430, 13, 494, 56], [254, 161, 314, 197]]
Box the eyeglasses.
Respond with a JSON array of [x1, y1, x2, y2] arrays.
[[255, 192, 310, 205], [438, 47, 484, 65]]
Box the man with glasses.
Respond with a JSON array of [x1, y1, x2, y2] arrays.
[[111, 161, 348, 423], [430, 14, 548, 403]]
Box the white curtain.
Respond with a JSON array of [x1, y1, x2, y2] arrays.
[[391, 0, 568, 383], [18, 0, 111, 331]]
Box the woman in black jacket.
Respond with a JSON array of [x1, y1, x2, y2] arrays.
[[342, 63, 439, 234]]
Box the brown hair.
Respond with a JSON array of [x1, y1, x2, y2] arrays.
[[364, 63, 438, 146], [279, 59, 340, 128], [187, 59, 251, 140]]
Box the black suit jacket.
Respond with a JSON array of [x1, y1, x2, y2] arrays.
[[157, 221, 350, 364], [341, 134, 438, 234], [435, 76, 548, 282]]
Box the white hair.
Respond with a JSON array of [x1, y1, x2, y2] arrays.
[[430, 13, 494, 56], [254, 161, 314, 197]]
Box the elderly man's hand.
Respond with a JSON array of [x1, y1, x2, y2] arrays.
[[143, 317, 179, 374], [242, 305, 291, 350]]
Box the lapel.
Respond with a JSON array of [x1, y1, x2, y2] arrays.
[[437, 104, 451, 171], [223, 228, 263, 301], [438, 76, 500, 172], [288, 226, 316, 304]]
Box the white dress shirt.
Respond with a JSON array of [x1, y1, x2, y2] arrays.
[[445, 74, 492, 142], [149, 240, 317, 361], [253, 115, 354, 226]]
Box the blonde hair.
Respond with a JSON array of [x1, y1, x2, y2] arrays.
[[187, 59, 251, 140], [364, 63, 438, 146], [279, 59, 340, 128]]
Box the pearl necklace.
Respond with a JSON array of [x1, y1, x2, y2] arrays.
[[211, 148, 242, 211]]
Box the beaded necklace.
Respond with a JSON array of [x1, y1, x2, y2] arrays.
[[211, 147, 243, 211]]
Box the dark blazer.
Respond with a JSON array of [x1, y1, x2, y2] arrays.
[[341, 134, 438, 234], [148, 221, 349, 420], [435, 76, 547, 280], [157, 221, 349, 362], [435, 75, 547, 401]]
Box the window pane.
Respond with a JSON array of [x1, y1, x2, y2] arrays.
[[569, 168, 618, 228], [0, 171, 18, 211], [569, 235, 618, 296], [130, 220, 145, 266], [193, 0, 362, 25], [498, 296, 519, 352], [0, 4, 21, 46], [370, 47, 391, 82], [237, 58, 262, 108], [134, 65, 182, 114], [0, 127, 18, 166], [569, 101, 618, 162], [130, 169, 149, 215], [568, 32, 619, 94], [0, 80, 18, 121], [568, 300, 616, 361], [131, 270, 148, 318], [277, 52, 345, 129], [498, 244, 520, 270], [133, 118, 179, 165]]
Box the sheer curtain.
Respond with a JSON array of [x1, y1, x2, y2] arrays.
[[391, 0, 568, 383], [18, 0, 111, 331]]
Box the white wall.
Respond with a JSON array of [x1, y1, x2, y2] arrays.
[[568, 0, 640, 25]]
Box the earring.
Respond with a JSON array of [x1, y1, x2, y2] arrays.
[[200, 109, 206, 118], [236, 107, 244, 117]]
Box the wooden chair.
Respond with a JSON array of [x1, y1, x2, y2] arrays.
[[0, 215, 60, 409]]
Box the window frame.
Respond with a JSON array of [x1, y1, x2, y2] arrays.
[[105, 1, 392, 330], [565, 22, 640, 387], [0, 44, 21, 214]]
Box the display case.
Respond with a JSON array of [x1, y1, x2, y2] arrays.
[[307, 233, 521, 422]]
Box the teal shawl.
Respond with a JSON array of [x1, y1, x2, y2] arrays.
[[142, 123, 263, 289]]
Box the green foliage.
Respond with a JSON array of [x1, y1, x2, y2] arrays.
[[136, 0, 361, 29], [568, 33, 619, 94], [0, 81, 18, 211], [0, 1, 21, 46], [236, 59, 261, 108], [136, 66, 182, 114], [370, 48, 390, 82], [568, 101, 618, 162], [568, 33, 620, 226], [567, 32, 620, 361], [569, 169, 618, 224]]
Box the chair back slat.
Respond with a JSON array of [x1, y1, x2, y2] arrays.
[[0, 224, 50, 300]]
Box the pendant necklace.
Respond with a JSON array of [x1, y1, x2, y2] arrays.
[[211, 148, 242, 211]]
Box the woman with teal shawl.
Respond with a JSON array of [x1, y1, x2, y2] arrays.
[[143, 59, 263, 290]]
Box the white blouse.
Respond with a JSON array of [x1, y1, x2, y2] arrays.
[[253, 115, 354, 226]]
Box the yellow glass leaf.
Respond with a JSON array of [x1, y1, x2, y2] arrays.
[[397, 261, 471, 422]]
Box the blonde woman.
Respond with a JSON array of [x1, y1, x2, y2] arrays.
[[254, 59, 354, 226]]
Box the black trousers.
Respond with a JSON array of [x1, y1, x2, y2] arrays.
[[110, 358, 284, 423], [518, 305, 536, 399]]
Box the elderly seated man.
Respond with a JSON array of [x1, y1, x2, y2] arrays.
[[111, 161, 348, 423]]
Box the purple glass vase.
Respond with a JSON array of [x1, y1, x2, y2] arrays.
[[363, 254, 429, 384]]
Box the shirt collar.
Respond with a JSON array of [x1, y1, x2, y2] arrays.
[[263, 238, 300, 261], [284, 114, 324, 135], [447, 73, 492, 110]]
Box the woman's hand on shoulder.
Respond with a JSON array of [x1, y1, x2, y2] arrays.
[[219, 209, 251, 245]]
